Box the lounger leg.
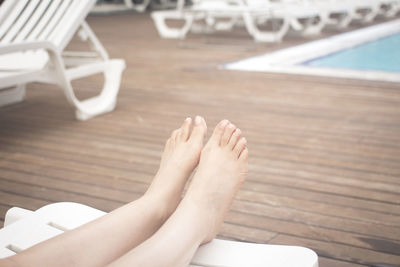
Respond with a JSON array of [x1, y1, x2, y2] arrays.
[[356, 5, 380, 23], [0, 84, 26, 108], [380, 2, 400, 17], [298, 13, 327, 36], [67, 59, 126, 121], [124, 0, 134, 8], [214, 17, 240, 31], [48, 54, 125, 120], [243, 13, 290, 43], [336, 10, 354, 29], [132, 0, 151, 12], [151, 11, 194, 39]]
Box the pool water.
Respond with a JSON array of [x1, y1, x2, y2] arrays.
[[302, 33, 400, 72]]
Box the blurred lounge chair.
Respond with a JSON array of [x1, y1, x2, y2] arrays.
[[378, 0, 400, 18], [151, 0, 333, 42], [348, 0, 381, 23], [151, 0, 292, 43], [0, 0, 126, 120], [299, 0, 355, 29], [265, 0, 327, 36], [93, 0, 178, 13], [123, 0, 152, 13], [0, 202, 319, 267]]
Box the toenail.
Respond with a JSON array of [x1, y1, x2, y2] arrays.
[[220, 120, 229, 128], [185, 117, 191, 122], [228, 124, 235, 129], [195, 116, 201, 125]]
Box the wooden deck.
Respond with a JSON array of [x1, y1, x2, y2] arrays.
[[1, 13, 400, 267]]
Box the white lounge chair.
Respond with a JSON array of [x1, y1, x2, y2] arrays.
[[300, 0, 355, 29], [0, 202, 319, 267], [378, 0, 400, 18], [267, 0, 327, 36], [0, 0, 126, 120], [93, 0, 177, 14], [123, 0, 152, 13], [151, 0, 292, 43], [347, 0, 381, 23]]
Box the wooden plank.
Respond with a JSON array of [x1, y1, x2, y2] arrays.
[[0, 170, 141, 204], [0, 204, 12, 223], [225, 209, 400, 255], [0, 179, 123, 212], [0, 191, 49, 219], [218, 223, 277, 244], [269, 234, 400, 266], [230, 199, 400, 242], [236, 190, 400, 227], [0, 160, 149, 195], [318, 257, 368, 267]]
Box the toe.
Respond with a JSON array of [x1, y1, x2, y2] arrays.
[[233, 137, 247, 158], [209, 119, 229, 146], [221, 123, 236, 146], [190, 116, 207, 143], [228, 128, 241, 150], [171, 129, 179, 143], [179, 117, 192, 141], [239, 147, 248, 161]]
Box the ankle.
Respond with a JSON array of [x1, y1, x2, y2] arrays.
[[179, 195, 217, 244], [138, 193, 174, 222]]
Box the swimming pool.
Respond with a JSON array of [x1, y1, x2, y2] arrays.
[[303, 33, 400, 72], [225, 19, 400, 82]]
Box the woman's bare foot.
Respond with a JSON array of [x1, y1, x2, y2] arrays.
[[145, 116, 207, 219], [184, 119, 248, 243]]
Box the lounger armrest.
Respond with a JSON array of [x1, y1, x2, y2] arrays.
[[0, 41, 59, 56]]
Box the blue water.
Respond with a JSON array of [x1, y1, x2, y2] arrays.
[[302, 33, 400, 72]]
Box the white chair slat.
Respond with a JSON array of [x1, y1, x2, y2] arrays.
[[0, 247, 15, 258], [1, 0, 41, 44], [49, 0, 90, 47], [37, 0, 73, 42], [0, 0, 18, 26], [13, 0, 53, 43], [8, 223, 64, 252], [26, 0, 62, 42], [54, 0, 96, 50], [0, 0, 29, 41]]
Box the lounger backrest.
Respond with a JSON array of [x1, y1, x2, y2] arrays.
[[0, 0, 95, 51]]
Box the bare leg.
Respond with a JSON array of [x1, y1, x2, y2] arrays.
[[108, 120, 248, 267], [1, 116, 207, 267]]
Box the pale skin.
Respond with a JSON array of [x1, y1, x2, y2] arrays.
[[0, 117, 248, 267]]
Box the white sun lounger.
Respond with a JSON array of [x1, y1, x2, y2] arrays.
[[346, 0, 381, 23], [152, 0, 331, 42], [378, 0, 400, 18], [265, 0, 326, 36], [123, 0, 152, 13], [0, 0, 126, 120], [93, 0, 177, 14], [297, 0, 355, 29], [0, 202, 319, 267], [151, 0, 292, 43]]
